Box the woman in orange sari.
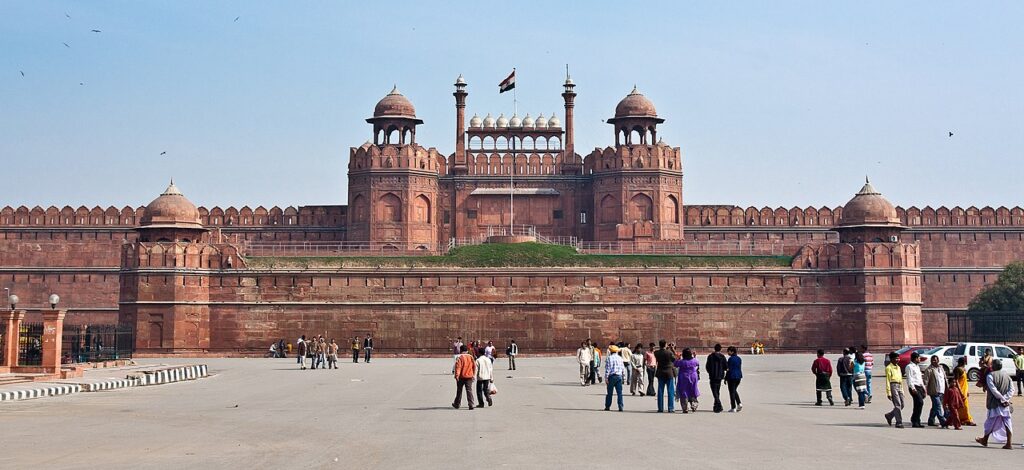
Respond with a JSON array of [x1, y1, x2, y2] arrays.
[[954, 356, 976, 426]]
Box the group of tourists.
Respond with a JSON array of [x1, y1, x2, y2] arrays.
[[813, 345, 1020, 450], [576, 339, 743, 413], [294, 333, 374, 369], [450, 336, 506, 410]]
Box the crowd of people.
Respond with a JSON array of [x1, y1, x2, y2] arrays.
[[450, 337, 516, 409], [576, 339, 743, 413], [290, 333, 374, 369], [812, 345, 1019, 450]]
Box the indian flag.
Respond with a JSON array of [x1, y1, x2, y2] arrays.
[[499, 69, 515, 93]]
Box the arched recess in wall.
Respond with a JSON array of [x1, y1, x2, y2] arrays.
[[628, 193, 654, 222], [413, 194, 431, 223], [663, 195, 680, 224], [351, 194, 368, 222], [379, 193, 402, 222], [599, 195, 618, 224]]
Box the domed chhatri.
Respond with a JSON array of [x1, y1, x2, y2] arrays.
[[373, 85, 417, 119], [140, 179, 203, 229], [613, 85, 658, 119], [836, 178, 906, 243]]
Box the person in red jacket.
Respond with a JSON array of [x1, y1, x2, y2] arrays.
[[452, 345, 478, 410], [812, 349, 835, 406]]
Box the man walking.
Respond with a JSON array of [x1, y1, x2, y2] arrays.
[[645, 342, 657, 397], [362, 333, 374, 363], [812, 349, 834, 406], [905, 352, 926, 428], [296, 335, 307, 370], [507, 339, 518, 370], [475, 350, 494, 407], [654, 340, 676, 412], [619, 342, 633, 386], [452, 345, 477, 410], [629, 343, 646, 396], [884, 351, 905, 428], [925, 355, 947, 427], [351, 336, 360, 363], [1014, 347, 1024, 396], [976, 360, 1015, 449], [604, 345, 625, 412], [577, 341, 593, 386], [837, 348, 854, 406], [861, 344, 874, 403], [706, 343, 729, 413]]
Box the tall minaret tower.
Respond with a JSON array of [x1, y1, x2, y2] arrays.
[[452, 74, 468, 174], [561, 70, 578, 174]]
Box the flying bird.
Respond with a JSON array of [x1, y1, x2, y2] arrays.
[[234, 16, 240, 22], [160, 151, 167, 155], [20, 70, 25, 77], [65, 12, 71, 19], [948, 131, 954, 137], [63, 42, 71, 48], [79, 82, 84, 85], [90, 29, 101, 33]]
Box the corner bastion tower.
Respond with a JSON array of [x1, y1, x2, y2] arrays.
[[586, 86, 684, 242], [347, 86, 445, 249]]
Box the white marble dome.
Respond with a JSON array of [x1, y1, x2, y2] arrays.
[[535, 113, 548, 127], [509, 114, 522, 128], [469, 114, 481, 128], [482, 113, 495, 128], [548, 113, 561, 128], [496, 113, 508, 128], [522, 114, 534, 128]]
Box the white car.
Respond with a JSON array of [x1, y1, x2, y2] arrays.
[[919, 345, 956, 373], [951, 342, 1020, 382]]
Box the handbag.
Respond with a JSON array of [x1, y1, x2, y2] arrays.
[[489, 382, 498, 395]]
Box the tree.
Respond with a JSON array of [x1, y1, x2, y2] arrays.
[[967, 261, 1024, 312]]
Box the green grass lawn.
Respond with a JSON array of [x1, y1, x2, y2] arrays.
[[244, 243, 792, 269]]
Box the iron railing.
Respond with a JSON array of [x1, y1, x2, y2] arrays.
[[577, 240, 785, 256], [0, 322, 5, 364], [62, 324, 134, 363], [242, 241, 445, 257], [947, 311, 1024, 344], [18, 322, 43, 366]]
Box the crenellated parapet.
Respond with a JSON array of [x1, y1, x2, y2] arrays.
[[122, 241, 245, 270], [348, 142, 446, 174], [684, 204, 1024, 228], [791, 242, 920, 270], [584, 143, 682, 174]]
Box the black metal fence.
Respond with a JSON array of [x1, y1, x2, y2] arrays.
[[62, 324, 134, 363], [0, 322, 6, 364], [18, 322, 44, 366], [947, 311, 1024, 344]]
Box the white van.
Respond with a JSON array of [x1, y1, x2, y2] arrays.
[[951, 342, 1019, 382]]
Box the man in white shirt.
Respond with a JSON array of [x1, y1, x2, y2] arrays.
[[904, 352, 926, 428], [577, 341, 593, 386], [507, 340, 519, 371], [475, 353, 494, 407]]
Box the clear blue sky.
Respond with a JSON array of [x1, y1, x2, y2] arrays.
[[1, 1, 1021, 209]]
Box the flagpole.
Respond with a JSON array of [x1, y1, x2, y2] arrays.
[[510, 68, 516, 234]]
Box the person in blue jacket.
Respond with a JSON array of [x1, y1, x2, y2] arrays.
[[726, 346, 743, 412]]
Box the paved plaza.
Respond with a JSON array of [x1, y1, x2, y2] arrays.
[[1, 354, 1020, 469]]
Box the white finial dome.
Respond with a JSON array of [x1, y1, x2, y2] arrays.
[[496, 113, 508, 128], [522, 114, 534, 128], [548, 113, 561, 128], [483, 113, 495, 128], [509, 114, 522, 128], [455, 74, 466, 85], [535, 113, 548, 127], [469, 113, 482, 128]]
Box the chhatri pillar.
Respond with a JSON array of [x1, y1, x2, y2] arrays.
[[1, 310, 26, 368], [40, 309, 67, 374]]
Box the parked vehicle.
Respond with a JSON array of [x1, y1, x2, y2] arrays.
[[919, 345, 956, 373], [886, 345, 936, 368], [951, 342, 1020, 381]]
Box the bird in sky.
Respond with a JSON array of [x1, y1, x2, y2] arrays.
[[948, 131, 954, 137], [63, 42, 71, 48], [20, 70, 25, 77], [79, 82, 84, 86], [65, 12, 71, 19], [90, 29, 101, 33], [160, 151, 167, 155], [234, 16, 240, 22]]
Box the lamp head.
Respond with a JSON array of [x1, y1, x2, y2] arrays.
[[8, 294, 19, 310], [49, 293, 60, 309]]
